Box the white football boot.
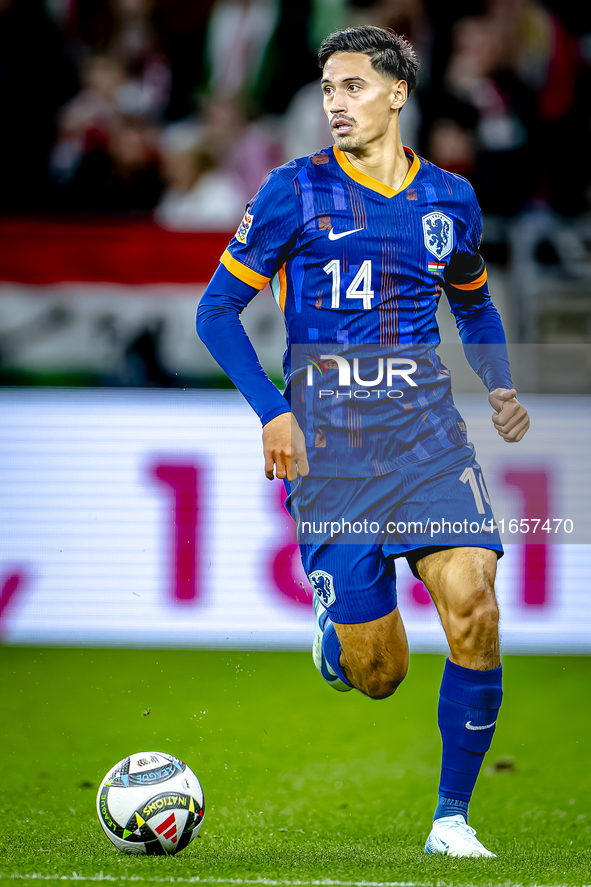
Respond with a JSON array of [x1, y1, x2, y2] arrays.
[[424, 814, 497, 857], [312, 597, 351, 692]]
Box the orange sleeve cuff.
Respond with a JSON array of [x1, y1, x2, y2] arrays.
[[220, 249, 270, 291]]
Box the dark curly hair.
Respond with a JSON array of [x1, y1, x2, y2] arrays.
[[318, 25, 420, 94]]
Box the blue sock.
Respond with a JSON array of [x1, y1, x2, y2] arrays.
[[321, 621, 351, 687], [435, 659, 503, 823], [433, 795, 469, 823]]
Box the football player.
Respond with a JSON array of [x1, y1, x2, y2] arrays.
[[197, 25, 529, 857]]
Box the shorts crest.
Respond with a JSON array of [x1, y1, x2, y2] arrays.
[[308, 570, 336, 607], [422, 211, 454, 259]]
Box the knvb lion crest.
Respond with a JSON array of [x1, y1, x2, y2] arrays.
[[309, 570, 336, 607], [422, 211, 454, 259]]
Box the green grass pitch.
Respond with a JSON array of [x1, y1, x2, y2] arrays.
[[0, 648, 590, 886]]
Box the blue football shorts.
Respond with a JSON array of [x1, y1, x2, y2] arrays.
[[284, 443, 502, 624]]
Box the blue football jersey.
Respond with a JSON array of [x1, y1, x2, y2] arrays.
[[218, 146, 500, 477]]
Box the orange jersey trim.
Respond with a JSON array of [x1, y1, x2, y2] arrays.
[[277, 263, 287, 313], [220, 249, 270, 291], [333, 145, 420, 198], [449, 268, 488, 291]]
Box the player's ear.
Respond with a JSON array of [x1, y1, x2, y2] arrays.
[[391, 78, 407, 112]]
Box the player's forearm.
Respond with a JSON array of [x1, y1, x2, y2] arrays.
[[444, 246, 513, 391], [197, 296, 290, 425], [452, 299, 513, 392]]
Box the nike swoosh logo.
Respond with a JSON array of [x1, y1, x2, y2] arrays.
[[465, 720, 497, 731], [328, 227, 364, 240]]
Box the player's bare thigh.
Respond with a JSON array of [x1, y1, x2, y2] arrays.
[[332, 607, 409, 699], [416, 547, 500, 670]]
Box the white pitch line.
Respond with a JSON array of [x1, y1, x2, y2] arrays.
[[0, 878, 427, 886], [2, 876, 591, 887]]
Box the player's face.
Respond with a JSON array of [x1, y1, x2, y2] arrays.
[[321, 52, 406, 152]]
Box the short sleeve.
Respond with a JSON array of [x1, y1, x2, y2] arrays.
[[220, 170, 299, 291], [444, 185, 487, 292], [456, 185, 482, 257]]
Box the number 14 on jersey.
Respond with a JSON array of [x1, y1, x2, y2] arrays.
[[324, 259, 374, 310]]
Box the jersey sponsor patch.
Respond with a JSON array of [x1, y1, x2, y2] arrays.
[[235, 211, 253, 244], [422, 211, 454, 259], [308, 569, 336, 607]]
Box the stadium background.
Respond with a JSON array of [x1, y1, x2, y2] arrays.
[[1, 0, 590, 653]]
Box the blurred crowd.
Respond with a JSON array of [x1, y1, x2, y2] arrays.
[[1, 0, 590, 236]]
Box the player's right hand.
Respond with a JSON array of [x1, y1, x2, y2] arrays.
[[488, 388, 530, 442], [262, 412, 309, 481]]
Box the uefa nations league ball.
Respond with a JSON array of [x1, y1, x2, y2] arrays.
[[97, 751, 205, 855]]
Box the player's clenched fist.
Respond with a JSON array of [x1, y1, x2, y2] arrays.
[[488, 388, 530, 443], [263, 412, 309, 481]]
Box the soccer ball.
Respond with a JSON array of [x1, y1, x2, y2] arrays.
[[96, 751, 205, 855]]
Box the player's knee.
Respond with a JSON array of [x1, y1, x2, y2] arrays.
[[455, 585, 498, 622], [358, 659, 408, 700], [449, 586, 499, 651]]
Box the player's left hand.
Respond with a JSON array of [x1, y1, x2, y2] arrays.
[[262, 411, 309, 481], [488, 388, 530, 442]]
